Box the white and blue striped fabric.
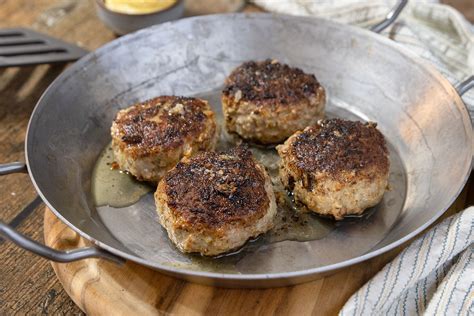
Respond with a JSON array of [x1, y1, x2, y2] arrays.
[[254, 0, 474, 124], [340, 207, 473, 315], [253, 1, 474, 314]]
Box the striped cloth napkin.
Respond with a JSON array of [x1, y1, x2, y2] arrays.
[[340, 208, 473, 315], [253, 0, 474, 124], [253, 1, 474, 314]]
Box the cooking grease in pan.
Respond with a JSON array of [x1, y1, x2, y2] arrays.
[[91, 93, 406, 272], [228, 141, 336, 244], [92, 144, 153, 208], [91, 119, 370, 250]]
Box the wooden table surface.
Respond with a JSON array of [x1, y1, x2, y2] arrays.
[[0, 1, 473, 314]]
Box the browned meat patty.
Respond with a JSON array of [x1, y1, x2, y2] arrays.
[[111, 96, 217, 182], [222, 59, 326, 145], [155, 146, 277, 256], [277, 119, 390, 220]]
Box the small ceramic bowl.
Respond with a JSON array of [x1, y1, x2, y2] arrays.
[[95, 0, 185, 35]]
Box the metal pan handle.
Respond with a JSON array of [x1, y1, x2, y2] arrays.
[[369, 2, 474, 99], [456, 76, 474, 96], [370, 0, 408, 34], [0, 162, 124, 265]]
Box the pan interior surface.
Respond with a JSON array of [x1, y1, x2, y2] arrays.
[[26, 14, 472, 283], [95, 89, 407, 274]]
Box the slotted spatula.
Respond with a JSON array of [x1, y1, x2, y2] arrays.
[[0, 28, 88, 68]]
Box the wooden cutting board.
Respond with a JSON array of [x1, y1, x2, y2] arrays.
[[43, 190, 467, 316]]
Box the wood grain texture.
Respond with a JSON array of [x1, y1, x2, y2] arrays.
[[1, 205, 84, 315], [0, 1, 110, 314], [43, 208, 396, 316], [43, 184, 468, 316]]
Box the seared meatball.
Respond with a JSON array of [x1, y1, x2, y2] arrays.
[[277, 119, 389, 220], [111, 96, 217, 182], [155, 146, 276, 256], [222, 59, 326, 145]]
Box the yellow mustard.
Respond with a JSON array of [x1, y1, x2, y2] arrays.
[[104, 0, 176, 14]]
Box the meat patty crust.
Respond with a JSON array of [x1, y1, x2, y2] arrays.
[[111, 96, 217, 182], [222, 59, 326, 145], [155, 146, 277, 256], [277, 119, 390, 219]]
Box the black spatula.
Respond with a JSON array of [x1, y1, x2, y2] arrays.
[[0, 28, 88, 68]]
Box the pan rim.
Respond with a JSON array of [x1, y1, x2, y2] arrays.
[[25, 12, 474, 283]]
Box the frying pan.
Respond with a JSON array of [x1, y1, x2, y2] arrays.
[[1, 2, 473, 287]]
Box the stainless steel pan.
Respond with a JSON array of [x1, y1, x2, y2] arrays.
[[1, 3, 473, 287]]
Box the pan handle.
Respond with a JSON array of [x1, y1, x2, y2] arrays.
[[370, 0, 408, 33], [456, 75, 474, 96], [0, 162, 125, 265]]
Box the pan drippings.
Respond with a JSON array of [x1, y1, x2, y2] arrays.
[[247, 146, 335, 243], [92, 120, 337, 250], [92, 144, 153, 208], [90, 95, 406, 273]]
